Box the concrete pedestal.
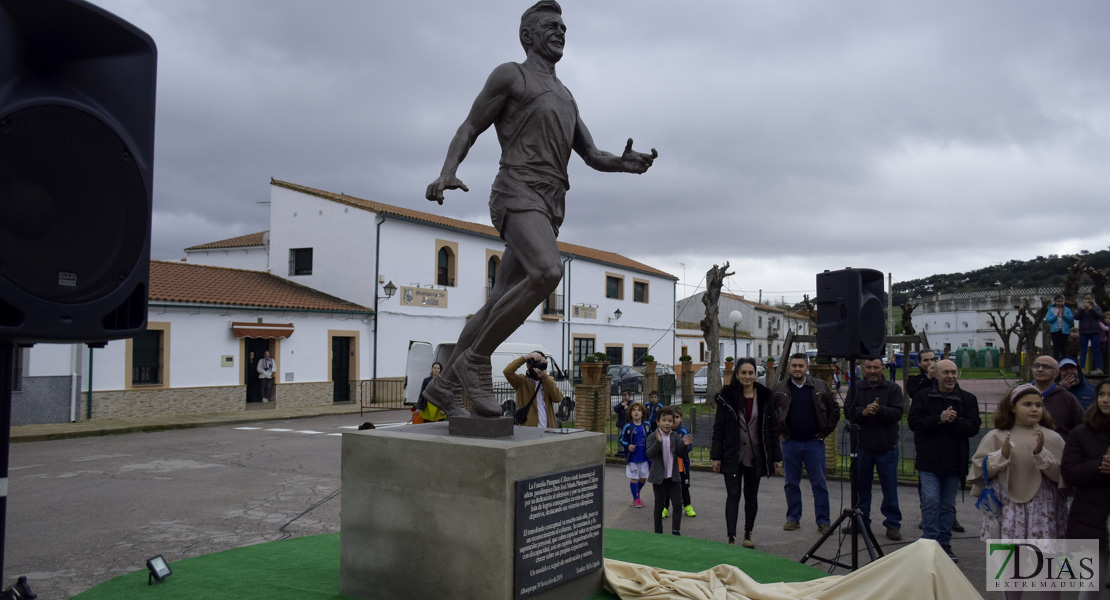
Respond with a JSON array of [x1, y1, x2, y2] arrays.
[[340, 422, 606, 600]]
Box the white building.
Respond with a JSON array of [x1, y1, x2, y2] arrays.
[[183, 231, 269, 270], [12, 179, 677, 424], [674, 292, 813, 365], [255, 179, 678, 378], [909, 286, 1068, 354]]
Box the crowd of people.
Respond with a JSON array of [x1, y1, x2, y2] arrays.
[[604, 345, 1110, 597]]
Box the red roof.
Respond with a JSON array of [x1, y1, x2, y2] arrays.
[[149, 260, 371, 313], [185, 231, 266, 251]]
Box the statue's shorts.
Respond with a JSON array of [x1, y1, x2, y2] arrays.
[[489, 166, 566, 239]]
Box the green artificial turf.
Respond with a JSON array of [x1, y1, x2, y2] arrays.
[[74, 529, 823, 600]]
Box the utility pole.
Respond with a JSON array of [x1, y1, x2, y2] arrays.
[[887, 272, 894, 362]]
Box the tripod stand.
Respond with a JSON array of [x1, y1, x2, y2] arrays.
[[800, 358, 885, 572], [1, 343, 37, 598]]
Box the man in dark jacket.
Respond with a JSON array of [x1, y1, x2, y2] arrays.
[[907, 348, 965, 533], [1075, 293, 1104, 375], [844, 358, 904, 541], [772, 353, 840, 534], [1059, 357, 1096, 410], [905, 349, 937, 401], [908, 359, 981, 564]]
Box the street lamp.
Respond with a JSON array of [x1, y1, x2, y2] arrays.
[[729, 310, 743, 360], [371, 280, 398, 405]]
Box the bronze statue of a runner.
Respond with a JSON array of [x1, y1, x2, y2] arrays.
[[423, 0, 657, 417]]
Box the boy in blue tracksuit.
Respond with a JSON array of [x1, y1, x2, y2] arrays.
[[619, 402, 650, 508], [643, 391, 663, 431]]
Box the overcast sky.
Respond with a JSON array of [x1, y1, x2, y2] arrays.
[[88, 0, 1110, 305]]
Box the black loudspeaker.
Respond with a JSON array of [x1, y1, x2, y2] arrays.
[[815, 268, 886, 359], [0, 0, 156, 344]]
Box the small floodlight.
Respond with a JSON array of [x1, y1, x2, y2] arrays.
[[2, 575, 36, 599], [146, 555, 172, 585]]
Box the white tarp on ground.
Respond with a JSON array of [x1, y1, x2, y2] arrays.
[[604, 538, 981, 600]]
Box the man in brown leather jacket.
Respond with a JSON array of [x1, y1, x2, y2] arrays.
[[771, 353, 840, 534]]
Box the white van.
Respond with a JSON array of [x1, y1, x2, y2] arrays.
[[403, 341, 566, 406]]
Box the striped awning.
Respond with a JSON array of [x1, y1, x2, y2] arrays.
[[231, 322, 295, 339]]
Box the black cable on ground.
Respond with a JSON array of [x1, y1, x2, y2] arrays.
[[277, 488, 342, 541]]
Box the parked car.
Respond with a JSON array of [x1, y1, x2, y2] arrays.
[[632, 363, 676, 377], [692, 366, 725, 395], [608, 364, 644, 394]]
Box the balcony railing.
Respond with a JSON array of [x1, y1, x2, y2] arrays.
[[542, 293, 564, 316]]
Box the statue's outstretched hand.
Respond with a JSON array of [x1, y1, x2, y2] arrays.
[[426, 174, 469, 205], [620, 138, 657, 174]]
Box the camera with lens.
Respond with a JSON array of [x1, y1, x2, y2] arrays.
[[526, 356, 548, 375], [526, 357, 548, 372]]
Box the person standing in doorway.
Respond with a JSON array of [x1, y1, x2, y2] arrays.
[[257, 350, 275, 403], [246, 351, 260, 403]]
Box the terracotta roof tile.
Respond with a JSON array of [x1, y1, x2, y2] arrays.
[[185, 231, 267, 251], [150, 260, 371, 313], [270, 179, 677, 280]]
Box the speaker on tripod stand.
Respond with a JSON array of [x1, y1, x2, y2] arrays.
[[1, 1, 157, 597], [801, 268, 887, 571]]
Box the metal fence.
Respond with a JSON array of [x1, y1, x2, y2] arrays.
[[600, 391, 996, 483], [358, 380, 995, 481], [357, 377, 579, 418]]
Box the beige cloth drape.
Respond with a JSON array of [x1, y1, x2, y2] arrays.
[[603, 539, 982, 600]]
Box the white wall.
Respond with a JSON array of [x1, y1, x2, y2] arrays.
[[55, 307, 371, 392], [24, 343, 77, 377], [268, 185, 379, 307], [914, 309, 1004, 351], [183, 246, 268, 271]]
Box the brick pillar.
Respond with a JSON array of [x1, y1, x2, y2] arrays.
[[644, 371, 658, 397], [680, 361, 694, 403], [810, 362, 839, 472], [575, 384, 608, 433]]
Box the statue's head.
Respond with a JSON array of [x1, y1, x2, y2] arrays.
[[520, 0, 564, 57]]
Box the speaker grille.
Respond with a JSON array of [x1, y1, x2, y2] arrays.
[[0, 105, 148, 304]]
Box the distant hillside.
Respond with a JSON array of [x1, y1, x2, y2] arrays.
[[892, 249, 1110, 306]]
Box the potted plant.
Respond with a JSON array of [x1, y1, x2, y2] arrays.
[[723, 356, 734, 381], [643, 354, 657, 374], [679, 354, 693, 373], [580, 354, 604, 385]]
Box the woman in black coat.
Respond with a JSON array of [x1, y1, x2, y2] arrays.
[[1062, 379, 1110, 598], [711, 357, 782, 548]]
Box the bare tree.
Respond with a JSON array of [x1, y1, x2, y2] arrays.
[[700, 262, 733, 405], [1063, 257, 1085, 303], [1084, 264, 1110, 310], [986, 310, 1018, 367], [900, 301, 917, 335], [1013, 297, 1051, 380], [802, 294, 817, 323]]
